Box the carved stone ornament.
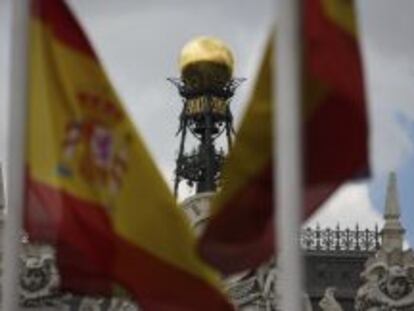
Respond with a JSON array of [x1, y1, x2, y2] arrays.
[[319, 287, 344, 311], [19, 245, 60, 307], [355, 257, 414, 311]]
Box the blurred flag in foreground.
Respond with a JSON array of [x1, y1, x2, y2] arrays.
[[199, 0, 369, 274], [25, 0, 233, 309]]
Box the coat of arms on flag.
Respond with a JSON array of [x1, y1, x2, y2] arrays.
[[57, 90, 131, 200]]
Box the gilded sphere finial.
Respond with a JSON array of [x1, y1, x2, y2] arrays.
[[179, 37, 234, 90]]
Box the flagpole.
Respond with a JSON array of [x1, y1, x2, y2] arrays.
[[274, 0, 303, 310], [3, 0, 30, 309]]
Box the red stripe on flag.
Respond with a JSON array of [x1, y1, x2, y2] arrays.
[[114, 235, 233, 311], [198, 160, 344, 274], [25, 176, 117, 295], [31, 0, 97, 59], [25, 177, 233, 310], [305, 92, 368, 184], [198, 163, 274, 273], [304, 0, 369, 183], [304, 0, 365, 104]]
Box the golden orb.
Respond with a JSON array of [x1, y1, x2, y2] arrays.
[[179, 37, 234, 91]]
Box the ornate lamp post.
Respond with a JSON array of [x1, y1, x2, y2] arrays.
[[169, 37, 244, 195]]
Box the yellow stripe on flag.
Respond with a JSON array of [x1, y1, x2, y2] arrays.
[[213, 40, 273, 213], [321, 0, 357, 35]]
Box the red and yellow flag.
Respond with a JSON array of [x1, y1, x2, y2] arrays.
[[26, 0, 233, 309], [199, 0, 369, 273]]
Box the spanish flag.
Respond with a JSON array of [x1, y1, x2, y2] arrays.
[[199, 0, 369, 273], [26, 0, 233, 309]]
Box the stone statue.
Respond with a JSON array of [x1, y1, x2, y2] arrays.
[[355, 172, 414, 310], [107, 298, 139, 311], [256, 259, 278, 309], [355, 263, 414, 310], [319, 287, 343, 311], [78, 297, 106, 311], [303, 293, 313, 311]]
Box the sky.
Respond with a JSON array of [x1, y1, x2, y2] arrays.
[[1, 0, 414, 246]]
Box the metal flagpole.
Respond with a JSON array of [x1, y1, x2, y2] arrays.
[[2, 0, 30, 309], [274, 0, 303, 310]]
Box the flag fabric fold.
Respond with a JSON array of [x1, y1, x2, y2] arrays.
[[26, 0, 233, 309], [199, 0, 369, 274]]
